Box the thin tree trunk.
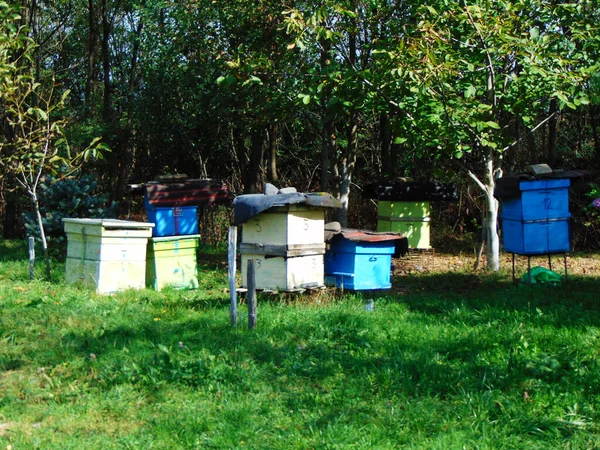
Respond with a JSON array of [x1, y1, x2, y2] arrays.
[[467, 147, 500, 272], [247, 128, 264, 194], [547, 98, 558, 167], [32, 194, 51, 279], [335, 1, 359, 227], [85, 0, 97, 108], [380, 112, 391, 178], [336, 111, 358, 227], [591, 105, 600, 166], [101, 0, 111, 123], [320, 41, 332, 192], [267, 122, 278, 183]]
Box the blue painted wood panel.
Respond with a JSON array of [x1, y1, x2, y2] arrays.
[[325, 237, 395, 290], [146, 205, 199, 237], [500, 179, 571, 255]]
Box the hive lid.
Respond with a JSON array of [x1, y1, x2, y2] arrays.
[[233, 191, 341, 225], [494, 170, 586, 199], [364, 181, 458, 202], [63, 218, 155, 229], [144, 179, 232, 207]]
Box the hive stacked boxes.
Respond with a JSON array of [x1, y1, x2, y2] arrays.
[[498, 178, 572, 255], [142, 177, 231, 291], [63, 218, 154, 293], [239, 204, 327, 291], [233, 187, 341, 292], [144, 185, 199, 291]]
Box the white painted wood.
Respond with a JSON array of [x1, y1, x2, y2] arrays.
[[228, 226, 238, 327], [65, 258, 147, 293], [241, 206, 324, 246], [64, 219, 153, 293], [241, 253, 324, 291]]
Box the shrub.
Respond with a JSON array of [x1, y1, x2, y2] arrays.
[[23, 174, 117, 255]]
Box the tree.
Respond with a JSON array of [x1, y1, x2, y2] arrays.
[[1, 2, 106, 278], [392, 0, 598, 270]]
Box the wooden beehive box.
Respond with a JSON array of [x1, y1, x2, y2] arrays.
[[500, 179, 571, 255], [324, 234, 398, 290], [146, 234, 200, 291], [377, 201, 431, 249], [64, 218, 154, 294], [240, 205, 326, 290]]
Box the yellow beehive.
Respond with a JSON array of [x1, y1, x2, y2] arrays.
[[377, 201, 431, 249], [240, 205, 326, 290], [63, 218, 154, 294], [146, 235, 200, 291]]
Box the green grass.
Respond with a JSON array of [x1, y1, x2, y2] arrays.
[[1, 239, 600, 448]]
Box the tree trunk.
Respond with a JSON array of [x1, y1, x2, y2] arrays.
[[267, 122, 278, 183], [335, 2, 358, 227], [32, 194, 51, 279], [101, 0, 111, 123], [335, 110, 358, 227], [235, 127, 264, 194], [591, 105, 600, 167], [85, 0, 98, 108], [468, 147, 500, 272], [380, 112, 391, 178], [319, 40, 332, 192], [547, 98, 558, 167]]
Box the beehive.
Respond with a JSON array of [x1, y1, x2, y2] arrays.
[[377, 201, 431, 249], [324, 233, 399, 290], [500, 179, 571, 255], [63, 218, 154, 293], [240, 205, 326, 290], [146, 234, 200, 291]]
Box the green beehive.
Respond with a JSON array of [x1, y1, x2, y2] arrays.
[[146, 235, 200, 291], [377, 201, 431, 249]]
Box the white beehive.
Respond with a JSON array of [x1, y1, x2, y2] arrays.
[[64, 218, 154, 294], [240, 205, 326, 291]]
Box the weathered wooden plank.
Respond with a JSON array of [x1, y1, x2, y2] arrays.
[[228, 226, 238, 327], [239, 242, 325, 257], [247, 259, 257, 329], [28, 237, 35, 280]]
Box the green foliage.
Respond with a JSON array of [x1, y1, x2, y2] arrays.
[[22, 174, 117, 253]]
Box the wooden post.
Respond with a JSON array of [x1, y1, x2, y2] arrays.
[[247, 259, 257, 329], [228, 226, 238, 327], [28, 237, 35, 280]]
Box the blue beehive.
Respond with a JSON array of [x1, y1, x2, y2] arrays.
[[499, 179, 571, 255], [324, 231, 402, 290], [146, 205, 199, 237]]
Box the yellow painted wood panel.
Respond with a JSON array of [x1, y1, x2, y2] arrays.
[[241, 207, 324, 246], [146, 254, 199, 291], [242, 215, 288, 245], [66, 257, 146, 293], [66, 235, 148, 261], [377, 219, 430, 249]]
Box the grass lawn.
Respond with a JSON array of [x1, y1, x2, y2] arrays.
[[1, 239, 599, 449]]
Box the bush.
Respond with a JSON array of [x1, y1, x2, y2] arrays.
[[23, 174, 117, 255]]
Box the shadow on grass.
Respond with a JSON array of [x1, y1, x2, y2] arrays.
[[0, 239, 28, 262], [392, 271, 600, 327]]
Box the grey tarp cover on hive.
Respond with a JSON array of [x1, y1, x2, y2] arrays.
[[233, 192, 341, 225]]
